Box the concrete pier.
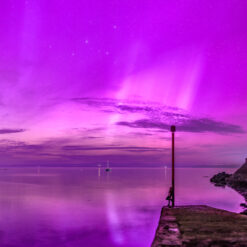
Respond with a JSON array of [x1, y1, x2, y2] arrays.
[[152, 205, 247, 247]]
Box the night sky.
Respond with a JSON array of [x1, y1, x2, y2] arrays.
[[0, 0, 247, 167]]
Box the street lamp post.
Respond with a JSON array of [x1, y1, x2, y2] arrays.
[[171, 125, 176, 207]]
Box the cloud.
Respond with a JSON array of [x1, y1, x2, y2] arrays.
[[62, 145, 166, 153], [178, 118, 244, 133], [0, 128, 26, 134], [72, 97, 245, 134], [0, 136, 242, 167], [117, 119, 170, 131], [117, 118, 244, 134], [116, 104, 153, 113], [71, 97, 190, 124], [72, 97, 177, 115], [0, 137, 169, 166], [72, 97, 116, 108]]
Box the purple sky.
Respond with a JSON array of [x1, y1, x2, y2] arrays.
[[0, 0, 247, 167]]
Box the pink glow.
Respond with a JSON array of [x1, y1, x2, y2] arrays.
[[0, 1, 247, 166]]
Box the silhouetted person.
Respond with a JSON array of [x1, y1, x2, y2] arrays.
[[166, 187, 174, 208]]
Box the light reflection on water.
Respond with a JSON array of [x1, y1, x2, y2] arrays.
[[0, 167, 244, 247]]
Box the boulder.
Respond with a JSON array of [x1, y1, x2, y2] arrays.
[[210, 172, 231, 187], [227, 159, 247, 190]]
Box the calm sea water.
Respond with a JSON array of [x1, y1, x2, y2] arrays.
[[0, 167, 244, 247]]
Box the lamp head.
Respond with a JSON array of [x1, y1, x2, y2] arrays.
[[171, 125, 176, 132]]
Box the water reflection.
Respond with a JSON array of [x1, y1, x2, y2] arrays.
[[0, 167, 244, 247]]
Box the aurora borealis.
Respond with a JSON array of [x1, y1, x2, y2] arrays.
[[0, 0, 247, 167]]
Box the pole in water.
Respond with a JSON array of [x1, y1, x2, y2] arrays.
[[171, 125, 176, 207]]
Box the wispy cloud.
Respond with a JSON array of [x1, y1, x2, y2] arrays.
[[62, 145, 166, 152], [0, 98, 244, 166], [0, 138, 169, 166], [0, 136, 243, 167], [72, 97, 178, 115], [72, 97, 244, 134], [117, 118, 244, 134], [0, 129, 26, 134]]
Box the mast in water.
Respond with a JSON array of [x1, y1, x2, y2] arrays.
[[105, 160, 111, 172]]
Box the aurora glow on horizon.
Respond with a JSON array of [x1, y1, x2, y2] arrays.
[[0, 0, 247, 167]]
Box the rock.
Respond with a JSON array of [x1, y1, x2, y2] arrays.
[[210, 159, 247, 202], [228, 174, 247, 189], [210, 172, 231, 187], [240, 209, 247, 215], [227, 162, 247, 195], [234, 158, 247, 176]]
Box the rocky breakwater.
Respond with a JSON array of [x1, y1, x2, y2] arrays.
[[211, 158, 247, 202]]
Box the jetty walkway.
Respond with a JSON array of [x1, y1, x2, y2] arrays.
[[152, 205, 247, 247]]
